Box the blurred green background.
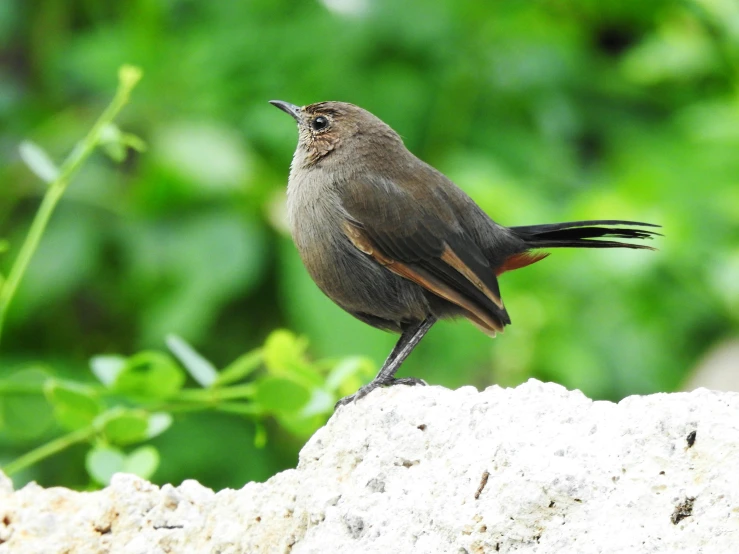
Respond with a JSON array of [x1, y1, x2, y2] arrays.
[[1, 0, 738, 490]]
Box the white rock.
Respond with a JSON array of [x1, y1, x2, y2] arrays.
[[1, 379, 738, 553]]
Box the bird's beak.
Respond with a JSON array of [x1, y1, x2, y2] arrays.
[[269, 100, 301, 122]]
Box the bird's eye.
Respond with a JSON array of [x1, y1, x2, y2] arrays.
[[311, 116, 329, 132]]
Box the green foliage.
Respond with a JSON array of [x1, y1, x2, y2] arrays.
[[86, 445, 159, 485], [1, 0, 738, 490], [0, 368, 55, 440], [1, 328, 368, 484], [45, 381, 103, 431], [0, 69, 369, 487], [111, 351, 185, 399]]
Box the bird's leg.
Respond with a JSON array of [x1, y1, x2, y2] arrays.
[[373, 318, 436, 385], [335, 316, 437, 408]]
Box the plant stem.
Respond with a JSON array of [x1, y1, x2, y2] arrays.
[[0, 65, 142, 345], [215, 402, 266, 416], [174, 384, 258, 403], [2, 425, 97, 476]]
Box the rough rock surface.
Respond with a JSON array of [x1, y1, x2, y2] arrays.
[[1, 380, 738, 553]]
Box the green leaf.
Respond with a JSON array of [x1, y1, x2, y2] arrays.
[[123, 446, 159, 480], [121, 132, 147, 152], [101, 140, 127, 162], [0, 239, 8, 254], [102, 410, 150, 445], [86, 445, 126, 485], [276, 411, 326, 438], [325, 356, 375, 392], [44, 380, 103, 431], [18, 140, 59, 182], [254, 376, 311, 414], [0, 368, 54, 440], [263, 329, 306, 372], [112, 351, 185, 399], [214, 348, 263, 386], [263, 330, 322, 387], [253, 422, 267, 448], [90, 355, 127, 387], [298, 388, 334, 417], [118, 64, 143, 89], [166, 334, 218, 387], [98, 123, 145, 162], [145, 412, 173, 439]]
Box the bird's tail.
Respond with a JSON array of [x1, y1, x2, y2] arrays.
[[510, 220, 660, 250]]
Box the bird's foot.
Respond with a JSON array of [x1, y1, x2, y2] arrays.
[[335, 377, 427, 409], [390, 377, 427, 387]]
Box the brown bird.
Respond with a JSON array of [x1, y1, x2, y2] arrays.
[[270, 100, 659, 407]]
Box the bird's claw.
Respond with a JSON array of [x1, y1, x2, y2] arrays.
[[335, 377, 428, 409], [390, 377, 427, 387]]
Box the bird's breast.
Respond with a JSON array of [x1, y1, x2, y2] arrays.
[[285, 169, 430, 325], [286, 169, 349, 285]]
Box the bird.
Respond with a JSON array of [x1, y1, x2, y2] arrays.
[[269, 100, 659, 408]]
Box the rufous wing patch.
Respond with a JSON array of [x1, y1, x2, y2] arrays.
[[496, 252, 549, 276], [342, 221, 504, 334], [343, 221, 376, 257], [440, 246, 504, 310]]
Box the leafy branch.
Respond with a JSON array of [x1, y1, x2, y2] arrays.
[[0, 65, 144, 344], [1, 330, 372, 483]]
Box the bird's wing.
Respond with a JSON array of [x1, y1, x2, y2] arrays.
[[338, 174, 510, 334]]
